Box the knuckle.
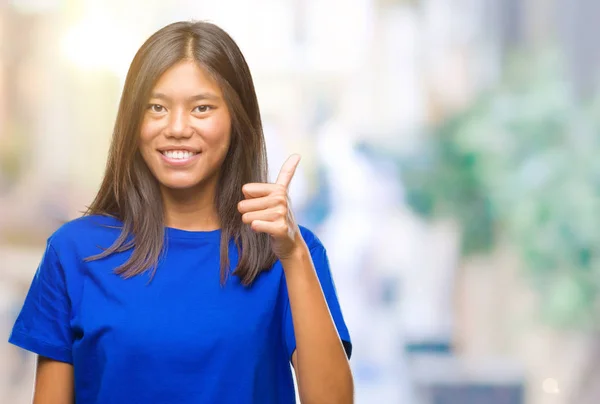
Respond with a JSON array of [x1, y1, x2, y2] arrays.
[[275, 194, 287, 205]]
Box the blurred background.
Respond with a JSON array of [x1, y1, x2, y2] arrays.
[[1, 0, 600, 403]]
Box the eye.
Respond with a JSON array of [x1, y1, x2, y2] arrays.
[[148, 104, 165, 113], [194, 105, 213, 113]]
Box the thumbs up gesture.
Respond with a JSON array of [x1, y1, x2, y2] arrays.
[[238, 154, 304, 260]]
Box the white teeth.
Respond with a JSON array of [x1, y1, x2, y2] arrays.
[[162, 150, 197, 160]]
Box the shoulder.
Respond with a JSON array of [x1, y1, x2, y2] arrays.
[[48, 214, 122, 252], [298, 225, 325, 252]]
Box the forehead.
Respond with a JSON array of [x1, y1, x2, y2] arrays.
[[152, 60, 221, 95]]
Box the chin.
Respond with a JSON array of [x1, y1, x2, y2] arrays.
[[162, 181, 201, 191], [154, 169, 219, 192], [154, 175, 199, 190]]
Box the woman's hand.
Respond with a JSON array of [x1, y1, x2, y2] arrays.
[[238, 154, 305, 260]]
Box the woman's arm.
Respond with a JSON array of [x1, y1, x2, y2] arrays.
[[284, 245, 354, 404], [239, 154, 354, 403], [33, 356, 74, 404]]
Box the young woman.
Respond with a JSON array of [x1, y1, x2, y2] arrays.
[[9, 21, 353, 403]]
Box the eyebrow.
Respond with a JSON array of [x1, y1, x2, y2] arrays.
[[150, 92, 221, 102]]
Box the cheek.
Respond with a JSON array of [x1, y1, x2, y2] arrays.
[[138, 120, 160, 164], [139, 118, 159, 144], [202, 117, 232, 151]]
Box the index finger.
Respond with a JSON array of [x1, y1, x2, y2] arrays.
[[275, 154, 301, 188]]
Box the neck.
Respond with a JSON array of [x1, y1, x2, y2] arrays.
[[161, 185, 220, 231]]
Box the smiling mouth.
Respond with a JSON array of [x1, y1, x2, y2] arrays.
[[160, 150, 200, 160]]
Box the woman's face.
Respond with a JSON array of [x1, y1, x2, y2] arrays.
[[139, 60, 232, 192]]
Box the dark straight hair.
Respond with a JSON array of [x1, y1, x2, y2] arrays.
[[85, 21, 276, 285]]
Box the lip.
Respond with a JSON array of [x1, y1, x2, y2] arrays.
[[158, 150, 201, 167], [157, 145, 201, 153]]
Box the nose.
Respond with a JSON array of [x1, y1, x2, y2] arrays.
[[165, 109, 193, 139]]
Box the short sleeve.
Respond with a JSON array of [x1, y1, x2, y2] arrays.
[[283, 241, 352, 361], [8, 241, 73, 363]]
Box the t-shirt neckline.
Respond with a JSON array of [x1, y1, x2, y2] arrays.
[[165, 227, 222, 240]]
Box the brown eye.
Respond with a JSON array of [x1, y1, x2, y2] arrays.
[[194, 105, 212, 113], [148, 104, 165, 113]]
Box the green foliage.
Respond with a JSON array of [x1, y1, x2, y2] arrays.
[[401, 51, 600, 329]]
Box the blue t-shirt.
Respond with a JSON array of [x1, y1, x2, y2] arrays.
[[9, 215, 351, 403]]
